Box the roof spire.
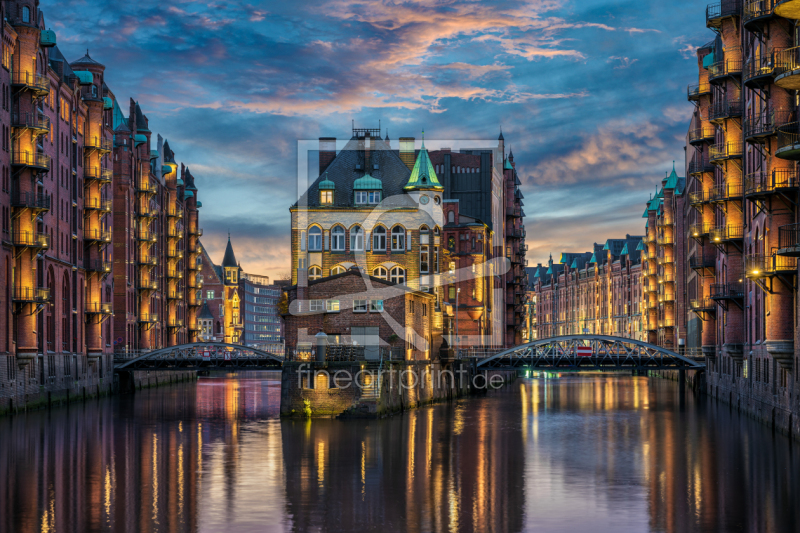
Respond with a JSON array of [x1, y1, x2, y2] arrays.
[[421, 129, 425, 148]]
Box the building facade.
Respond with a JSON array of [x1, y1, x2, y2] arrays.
[[240, 272, 283, 352]]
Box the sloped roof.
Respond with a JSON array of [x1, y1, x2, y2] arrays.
[[112, 99, 129, 132], [405, 138, 443, 191], [70, 51, 104, 68], [198, 301, 214, 320], [134, 102, 150, 133], [353, 173, 382, 190], [222, 237, 237, 268]]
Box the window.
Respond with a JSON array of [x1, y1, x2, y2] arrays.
[[206, 290, 214, 299], [310, 300, 324, 312], [420, 245, 429, 274], [449, 287, 456, 300], [369, 191, 381, 203], [309, 266, 322, 281], [391, 226, 405, 251], [331, 225, 345, 251], [434, 247, 439, 273], [326, 300, 340, 312], [353, 299, 368, 313], [331, 265, 346, 275], [370, 300, 384, 312], [373, 226, 386, 251], [22, 6, 30, 22], [355, 191, 368, 204], [373, 266, 388, 279], [308, 226, 322, 251], [448, 211, 455, 223], [390, 267, 405, 285], [320, 190, 333, 204], [355, 191, 381, 204], [350, 225, 364, 251]]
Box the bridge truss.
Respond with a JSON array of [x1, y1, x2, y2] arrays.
[[475, 335, 705, 371], [114, 342, 284, 371]]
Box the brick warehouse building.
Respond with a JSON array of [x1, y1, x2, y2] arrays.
[[528, 235, 645, 342], [289, 126, 527, 354], [683, 0, 800, 435], [0, 0, 204, 413]]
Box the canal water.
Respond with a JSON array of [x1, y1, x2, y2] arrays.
[[0, 373, 798, 533]]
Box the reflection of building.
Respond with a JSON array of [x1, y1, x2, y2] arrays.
[[529, 236, 645, 340]]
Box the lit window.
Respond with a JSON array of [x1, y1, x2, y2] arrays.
[[320, 190, 333, 204], [206, 290, 214, 299], [373, 266, 388, 279], [390, 267, 405, 285], [331, 225, 345, 251], [350, 225, 364, 251], [420, 245, 429, 274], [326, 300, 340, 312], [370, 300, 384, 312], [331, 265, 346, 275], [308, 226, 322, 251], [309, 266, 322, 280], [391, 226, 405, 251], [373, 226, 386, 251], [353, 299, 368, 313]]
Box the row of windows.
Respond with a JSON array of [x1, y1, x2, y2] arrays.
[[250, 315, 281, 323], [308, 266, 406, 284], [248, 287, 280, 296], [245, 333, 281, 341], [302, 224, 441, 252], [306, 299, 384, 313], [245, 324, 281, 332], [245, 294, 277, 305]]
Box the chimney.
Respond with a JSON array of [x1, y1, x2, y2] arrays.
[[319, 137, 336, 176], [364, 134, 371, 170], [400, 137, 415, 170]]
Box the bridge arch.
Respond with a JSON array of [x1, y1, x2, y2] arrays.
[[115, 342, 284, 370], [476, 335, 705, 370]]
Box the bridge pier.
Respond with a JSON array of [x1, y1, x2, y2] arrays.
[[678, 369, 686, 395]]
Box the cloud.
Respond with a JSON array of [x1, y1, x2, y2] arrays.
[[608, 56, 637, 69]]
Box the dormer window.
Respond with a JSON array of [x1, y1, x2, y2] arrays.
[[355, 191, 381, 204], [320, 190, 333, 204]]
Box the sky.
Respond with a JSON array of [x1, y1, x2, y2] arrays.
[[48, 0, 710, 278]]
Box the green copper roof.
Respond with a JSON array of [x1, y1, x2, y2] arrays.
[[112, 99, 128, 131], [636, 240, 645, 251], [177, 178, 185, 187], [162, 165, 173, 175], [603, 241, 610, 250], [73, 70, 92, 85], [504, 158, 513, 170], [150, 150, 159, 160], [642, 206, 649, 218], [196, 201, 202, 208], [590, 252, 598, 263], [103, 97, 113, 110], [571, 258, 578, 268], [40, 30, 56, 47], [184, 190, 194, 199], [134, 134, 147, 146], [546, 265, 553, 275], [404, 135, 443, 191], [664, 164, 681, 190], [533, 268, 540, 278], [353, 173, 382, 190], [620, 243, 629, 255], [318, 174, 335, 190], [702, 52, 715, 69]]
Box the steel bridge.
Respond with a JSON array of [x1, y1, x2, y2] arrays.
[[475, 335, 705, 372], [114, 343, 284, 371]]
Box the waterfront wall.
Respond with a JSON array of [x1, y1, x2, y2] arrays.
[[281, 360, 515, 418], [117, 370, 197, 394]]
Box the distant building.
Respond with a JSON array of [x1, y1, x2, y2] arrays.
[[240, 273, 283, 353]]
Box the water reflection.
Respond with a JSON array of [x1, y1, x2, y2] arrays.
[[0, 374, 798, 532]]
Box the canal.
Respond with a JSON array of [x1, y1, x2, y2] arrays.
[[0, 373, 798, 532]]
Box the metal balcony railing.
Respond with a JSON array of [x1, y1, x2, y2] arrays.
[[11, 231, 50, 248], [167, 291, 183, 300], [84, 198, 112, 212], [743, 0, 778, 28], [168, 319, 184, 328], [658, 319, 676, 328], [689, 223, 713, 237], [85, 136, 112, 152], [774, 45, 800, 79], [11, 71, 49, 94], [744, 168, 799, 195], [745, 249, 797, 277], [687, 83, 711, 101], [85, 260, 112, 274], [166, 207, 184, 218], [167, 249, 184, 259], [657, 235, 674, 245], [138, 255, 157, 266], [138, 314, 159, 323], [689, 254, 715, 270], [709, 58, 743, 82], [137, 277, 158, 291], [710, 142, 744, 162], [709, 99, 743, 122], [167, 270, 183, 279], [85, 302, 113, 314], [12, 286, 50, 303], [688, 190, 710, 206], [84, 167, 112, 183], [707, 1, 743, 27], [710, 182, 744, 201], [11, 112, 50, 132], [690, 298, 716, 311], [778, 223, 800, 253], [167, 228, 182, 238], [11, 191, 50, 211], [710, 224, 745, 242], [688, 155, 714, 175], [688, 126, 715, 144], [11, 151, 50, 170], [711, 282, 745, 299], [84, 229, 111, 243], [136, 180, 157, 195]]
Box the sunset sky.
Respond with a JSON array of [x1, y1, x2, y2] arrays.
[[50, 0, 708, 278]]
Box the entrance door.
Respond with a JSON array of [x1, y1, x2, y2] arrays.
[[351, 327, 380, 360]]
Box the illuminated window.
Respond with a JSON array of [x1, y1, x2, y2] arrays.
[[326, 300, 340, 312], [350, 225, 364, 251], [391, 226, 405, 251], [390, 267, 405, 285], [420, 245, 429, 274], [331, 265, 346, 275], [309, 266, 322, 281], [373, 226, 386, 251], [373, 266, 388, 280], [320, 190, 333, 204]]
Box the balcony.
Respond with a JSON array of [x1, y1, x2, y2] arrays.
[[708, 57, 743, 84], [138, 255, 157, 267], [167, 249, 184, 259], [11, 191, 50, 212], [745, 250, 797, 278], [707, 1, 743, 28], [166, 207, 184, 218], [167, 228, 182, 239], [688, 155, 714, 175], [658, 217, 674, 227], [84, 136, 112, 153], [660, 274, 676, 283], [84, 198, 112, 212], [85, 260, 112, 274], [688, 126, 715, 145], [138, 314, 159, 324], [709, 99, 742, 123], [85, 302, 113, 315], [187, 277, 202, 289], [688, 190, 711, 207], [11, 151, 50, 171], [690, 298, 716, 312], [711, 182, 744, 202], [775, 122, 800, 159], [167, 319, 185, 329], [167, 291, 183, 300], [774, 46, 800, 90], [658, 319, 676, 328], [138, 206, 158, 218], [689, 253, 715, 270], [709, 224, 744, 243], [137, 278, 158, 291], [136, 231, 158, 243], [167, 270, 184, 279], [657, 235, 674, 245], [777, 223, 800, 256], [11, 71, 49, 95], [135, 180, 157, 195], [689, 223, 712, 238], [744, 169, 799, 196], [12, 287, 49, 303], [189, 261, 201, 271], [687, 83, 711, 101], [711, 282, 745, 300], [743, 0, 778, 30], [84, 167, 112, 183], [11, 112, 50, 134], [11, 231, 49, 249], [710, 142, 743, 163], [775, 0, 800, 19], [84, 229, 111, 244]]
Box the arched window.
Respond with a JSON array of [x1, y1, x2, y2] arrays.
[[434, 226, 440, 236], [448, 211, 455, 223], [373, 266, 388, 280], [22, 6, 30, 23], [331, 225, 345, 251], [420, 245, 429, 274], [350, 225, 364, 251], [390, 266, 405, 285], [373, 226, 387, 251], [420, 225, 430, 245], [308, 266, 322, 281], [391, 226, 405, 251], [308, 226, 322, 251], [331, 265, 346, 275]]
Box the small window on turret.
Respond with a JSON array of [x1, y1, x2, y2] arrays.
[[22, 6, 30, 22]]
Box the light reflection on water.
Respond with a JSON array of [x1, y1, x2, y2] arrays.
[[0, 373, 798, 532]]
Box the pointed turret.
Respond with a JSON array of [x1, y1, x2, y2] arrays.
[[222, 236, 238, 268], [404, 132, 443, 191]]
